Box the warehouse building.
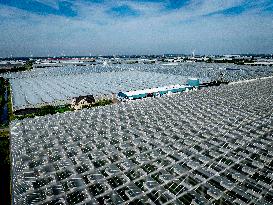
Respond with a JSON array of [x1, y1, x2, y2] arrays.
[[118, 78, 200, 100], [187, 78, 200, 87]]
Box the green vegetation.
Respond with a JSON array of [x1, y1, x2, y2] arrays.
[[7, 82, 14, 123], [0, 79, 16, 124], [13, 104, 73, 120], [0, 129, 9, 137], [14, 99, 113, 120], [205, 58, 254, 64], [23, 60, 34, 71], [82, 99, 112, 109], [206, 57, 213, 63], [0, 130, 10, 164], [235, 61, 245, 65], [16, 60, 34, 72], [0, 60, 33, 73]]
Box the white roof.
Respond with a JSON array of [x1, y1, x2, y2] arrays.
[[124, 84, 187, 96]]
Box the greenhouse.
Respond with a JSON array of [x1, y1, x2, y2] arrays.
[[9, 70, 192, 110], [3, 62, 273, 110], [11, 77, 273, 205]]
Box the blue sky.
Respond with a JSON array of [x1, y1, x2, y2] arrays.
[[0, 0, 272, 57]]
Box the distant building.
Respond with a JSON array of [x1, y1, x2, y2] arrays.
[[71, 95, 95, 110], [117, 82, 199, 100], [223, 54, 241, 58], [187, 78, 200, 87]]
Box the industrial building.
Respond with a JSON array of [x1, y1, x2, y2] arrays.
[[118, 78, 200, 100]]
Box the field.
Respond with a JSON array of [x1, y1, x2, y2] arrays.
[[4, 63, 273, 110], [11, 77, 273, 205]]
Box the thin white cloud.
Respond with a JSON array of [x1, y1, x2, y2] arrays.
[[35, 0, 60, 9], [0, 0, 272, 57]]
